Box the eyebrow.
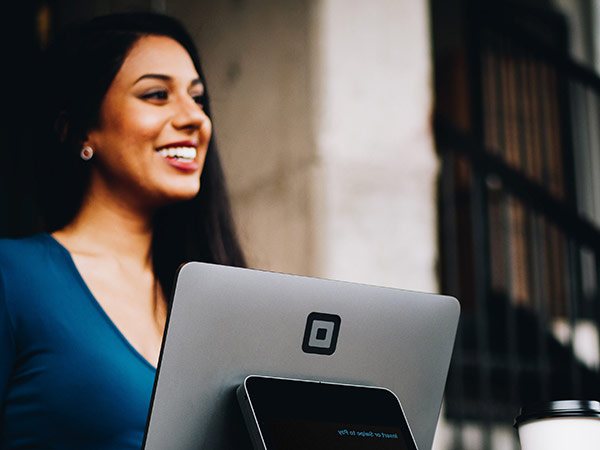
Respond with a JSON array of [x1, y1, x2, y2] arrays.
[[190, 78, 204, 88], [135, 73, 170, 83], [134, 74, 204, 89]]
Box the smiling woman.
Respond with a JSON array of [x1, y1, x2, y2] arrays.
[[0, 13, 245, 449], [85, 35, 212, 209]]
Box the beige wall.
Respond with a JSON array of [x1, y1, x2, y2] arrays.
[[312, 0, 438, 291], [170, 0, 318, 276]]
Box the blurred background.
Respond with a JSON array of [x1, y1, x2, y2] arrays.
[[2, 1, 600, 449]]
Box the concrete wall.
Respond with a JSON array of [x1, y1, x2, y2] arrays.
[[312, 0, 437, 290], [169, 0, 319, 276]]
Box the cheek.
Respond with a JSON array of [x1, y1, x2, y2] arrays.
[[97, 98, 165, 152], [128, 112, 165, 142], [110, 111, 164, 147]]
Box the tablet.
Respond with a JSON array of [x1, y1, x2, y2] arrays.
[[237, 375, 418, 450], [143, 262, 459, 450]]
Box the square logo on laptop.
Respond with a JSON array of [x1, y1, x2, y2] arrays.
[[302, 312, 341, 355]]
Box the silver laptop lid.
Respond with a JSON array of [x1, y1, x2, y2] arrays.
[[143, 262, 460, 450]]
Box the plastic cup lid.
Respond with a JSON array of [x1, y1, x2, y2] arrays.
[[514, 400, 600, 428]]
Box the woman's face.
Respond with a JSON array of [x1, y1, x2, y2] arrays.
[[86, 35, 212, 209]]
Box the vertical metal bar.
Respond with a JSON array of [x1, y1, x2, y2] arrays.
[[585, 90, 600, 227], [595, 250, 600, 393], [440, 151, 461, 302], [567, 236, 582, 397], [492, 39, 513, 433], [566, 80, 585, 397], [498, 29, 524, 422], [526, 54, 550, 401], [467, 4, 492, 448], [510, 39, 530, 413], [555, 18, 578, 208], [568, 82, 589, 398], [534, 212, 550, 400], [472, 170, 492, 450], [440, 150, 466, 450], [580, 89, 599, 322], [570, 83, 587, 218]]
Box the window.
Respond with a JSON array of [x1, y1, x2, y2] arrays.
[[433, 1, 600, 448]]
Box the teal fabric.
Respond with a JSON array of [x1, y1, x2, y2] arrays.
[[0, 234, 156, 449]]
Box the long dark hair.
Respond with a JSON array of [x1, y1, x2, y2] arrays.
[[37, 12, 246, 296]]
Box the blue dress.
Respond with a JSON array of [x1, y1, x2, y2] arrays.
[[0, 234, 156, 449]]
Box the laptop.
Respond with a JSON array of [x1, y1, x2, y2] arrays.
[[143, 262, 460, 450]]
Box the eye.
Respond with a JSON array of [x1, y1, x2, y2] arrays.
[[140, 89, 168, 101], [192, 93, 206, 108]]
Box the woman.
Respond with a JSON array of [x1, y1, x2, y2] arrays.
[[0, 12, 245, 448]]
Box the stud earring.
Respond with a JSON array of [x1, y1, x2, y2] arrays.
[[80, 145, 94, 161]]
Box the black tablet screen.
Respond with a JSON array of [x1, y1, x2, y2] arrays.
[[241, 376, 418, 450]]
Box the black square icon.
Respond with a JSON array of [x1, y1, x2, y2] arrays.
[[302, 312, 341, 355], [315, 327, 328, 341]]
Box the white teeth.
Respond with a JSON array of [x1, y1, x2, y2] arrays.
[[157, 146, 197, 160]]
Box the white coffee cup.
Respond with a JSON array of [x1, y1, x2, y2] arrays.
[[514, 400, 600, 450]]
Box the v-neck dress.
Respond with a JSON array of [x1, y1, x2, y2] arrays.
[[0, 234, 156, 449]]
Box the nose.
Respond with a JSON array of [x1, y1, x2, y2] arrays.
[[171, 95, 210, 131]]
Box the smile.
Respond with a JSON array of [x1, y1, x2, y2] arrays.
[[156, 144, 200, 172], [157, 146, 197, 160]]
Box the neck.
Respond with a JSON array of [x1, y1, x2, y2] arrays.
[[54, 184, 155, 269]]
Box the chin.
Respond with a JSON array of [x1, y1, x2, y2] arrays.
[[147, 178, 202, 208], [166, 184, 201, 203]]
